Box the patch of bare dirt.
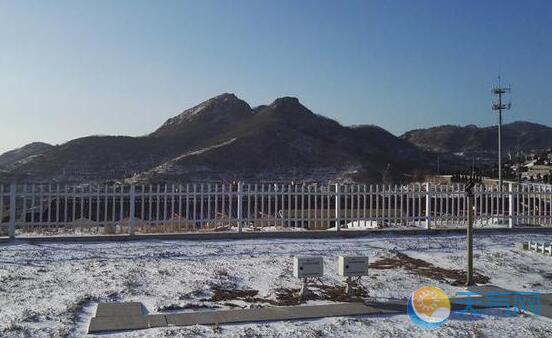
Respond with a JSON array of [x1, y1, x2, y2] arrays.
[[205, 279, 369, 307], [209, 289, 259, 302], [369, 250, 490, 285]]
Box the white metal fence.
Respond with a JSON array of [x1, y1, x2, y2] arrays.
[[0, 182, 551, 237]]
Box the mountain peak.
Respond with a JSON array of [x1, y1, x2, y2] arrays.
[[208, 92, 239, 102], [264, 96, 312, 116], [258, 96, 318, 122], [271, 96, 301, 107], [506, 120, 548, 129], [153, 93, 252, 137]]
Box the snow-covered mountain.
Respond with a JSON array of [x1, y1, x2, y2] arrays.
[[401, 121, 552, 156], [0, 94, 433, 183]]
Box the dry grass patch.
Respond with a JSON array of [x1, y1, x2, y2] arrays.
[[369, 250, 490, 285]]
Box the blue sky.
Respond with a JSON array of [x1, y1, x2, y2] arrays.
[[1, 0, 551, 153]]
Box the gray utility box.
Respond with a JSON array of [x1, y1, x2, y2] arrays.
[[293, 257, 324, 278], [338, 256, 369, 277]]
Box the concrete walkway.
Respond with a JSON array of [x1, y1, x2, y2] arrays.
[[88, 286, 552, 334], [467, 285, 552, 322]]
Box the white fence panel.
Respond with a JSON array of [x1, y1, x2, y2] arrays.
[[0, 182, 550, 237]]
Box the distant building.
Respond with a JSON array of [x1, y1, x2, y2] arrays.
[[525, 165, 552, 183]]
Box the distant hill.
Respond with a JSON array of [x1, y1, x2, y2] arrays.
[[0, 94, 433, 183], [0, 142, 54, 169], [401, 121, 552, 155]]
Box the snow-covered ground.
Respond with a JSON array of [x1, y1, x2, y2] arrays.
[[1, 233, 552, 337]]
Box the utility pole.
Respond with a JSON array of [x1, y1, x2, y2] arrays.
[[492, 76, 511, 191]]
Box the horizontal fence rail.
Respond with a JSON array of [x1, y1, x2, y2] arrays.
[[0, 182, 551, 237]]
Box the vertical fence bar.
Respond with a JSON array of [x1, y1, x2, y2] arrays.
[[0, 184, 4, 231], [280, 184, 285, 228], [111, 185, 116, 227], [20, 184, 26, 232], [120, 185, 125, 232], [237, 182, 243, 232], [335, 183, 341, 231], [198, 184, 203, 229], [327, 184, 331, 230], [104, 184, 108, 229], [508, 183, 514, 228], [369, 185, 373, 222], [362, 184, 367, 225], [186, 184, 190, 230], [300, 184, 304, 229], [261, 184, 265, 228], [267, 184, 272, 227], [405, 185, 410, 226], [9, 183, 16, 239], [314, 185, 319, 229], [393, 184, 398, 226], [375, 185, 380, 224], [287, 184, 291, 227], [30, 184, 36, 229], [293, 184, 298, 228], [192, 184, 197, 230], [129, 184, 136, 235], [47, 184, 52, 229], [254, 184, 259, 227], [94, 184, 99, 233], [171, 184, 176, 231], [425, 182, 431, 229], [55, 184, 60, 227], [247, 184, 251, 227], [343, 185, 348, 225], [213, 184, 218, 229]]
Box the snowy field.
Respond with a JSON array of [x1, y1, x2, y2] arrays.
[[1, 233, 552, 337]]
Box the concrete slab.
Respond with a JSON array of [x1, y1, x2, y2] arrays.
[[88, 302, 399, 333], [88, 288, 552, 333], [88, 314, 168, 333], [89, 316, 149, 333], [468, 285, 552, 319], [165, 303, 389, 327], [467, 285, 511, 294], [95, 302, 145, 317], [147, 314, 168, 328], [539, 294, 552, 319]]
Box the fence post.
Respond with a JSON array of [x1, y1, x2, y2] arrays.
[[237, 181, 243, 232], [9, 183, 16, 239], [335, 183, 341, 231], [425, 182, 431, 230], [465, 184, 475, 286], [129, 184, 136, 236], [508, 182, 515, 228]]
